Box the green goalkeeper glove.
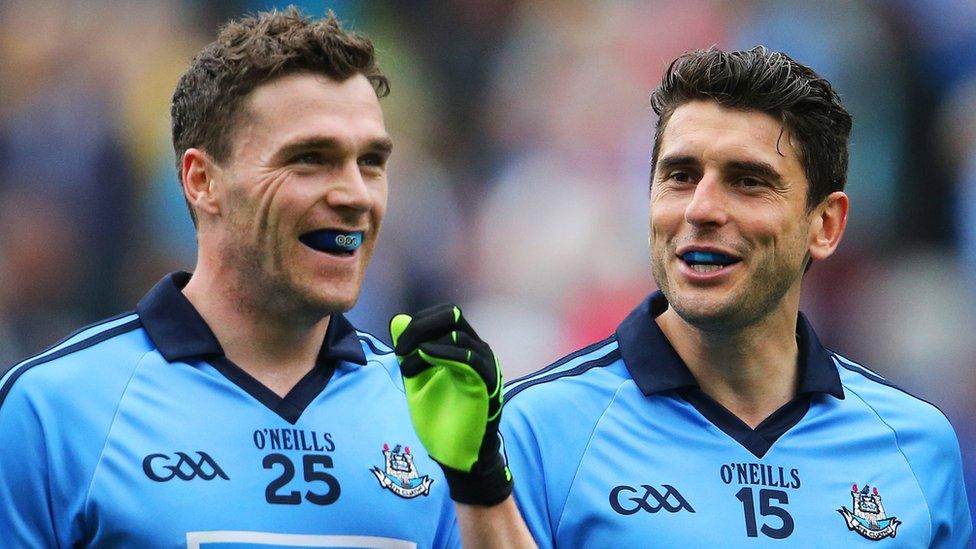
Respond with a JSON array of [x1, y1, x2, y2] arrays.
[[389, 304, 512, 506]]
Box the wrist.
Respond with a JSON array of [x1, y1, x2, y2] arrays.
[[437, 452, 512, 506]]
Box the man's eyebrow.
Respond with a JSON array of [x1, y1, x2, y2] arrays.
[[724, 160, 783, 184], [655, 155, 699, 175], [276, 136, 394, 158], [278, 137, 341, 156], [366, 137, 394, 154], [656, 154, 784, 182]]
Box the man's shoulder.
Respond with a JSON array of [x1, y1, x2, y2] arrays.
[[503, 335, 630, 414], [831, 352, 970, 540], [0, 311, 149, 411], [830, 351, 958, 444]]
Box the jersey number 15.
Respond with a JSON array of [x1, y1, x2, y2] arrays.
[[735, 487, 794, 539]]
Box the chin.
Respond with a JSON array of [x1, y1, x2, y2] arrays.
[[297, 266, 367, 310], [298, 284, 359, 315], [319, 295, 358, 314], [674, 303, 749, 332], [661, 285, 752, 332]]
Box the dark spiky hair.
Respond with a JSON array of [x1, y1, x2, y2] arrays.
[[650, 46, 852, 209]]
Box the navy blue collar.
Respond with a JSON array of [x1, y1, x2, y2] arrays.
[[137, 272, 367, 367], [616, 291, 844, 400]]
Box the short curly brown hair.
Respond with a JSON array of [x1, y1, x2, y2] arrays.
[[171, 6, 390, 225]]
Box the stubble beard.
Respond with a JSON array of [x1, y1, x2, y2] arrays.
[[222, 236, 341, 327], [651, 237, 804, 334]]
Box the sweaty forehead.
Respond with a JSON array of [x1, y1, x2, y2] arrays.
[[232, 72, 386, 155], [250, 73, 382, 115], [658, 100, 802, 169]]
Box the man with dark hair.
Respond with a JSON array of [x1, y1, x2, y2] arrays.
[[0, 8, 527, 546], [393, 47, 971, 546]]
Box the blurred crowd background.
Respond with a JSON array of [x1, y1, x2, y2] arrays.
[[1, 0, 974, 522]]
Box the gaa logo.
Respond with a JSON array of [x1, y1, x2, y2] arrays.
[[143, 451, 229, 482], [609, 484, 695, 515]]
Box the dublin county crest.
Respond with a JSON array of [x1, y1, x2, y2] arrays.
[[838, 484, 901, 540], [370, 443, 433, 499]]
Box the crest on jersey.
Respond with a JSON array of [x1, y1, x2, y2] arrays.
[[837, 484, 901, 540], [370, 443, 433, 499]]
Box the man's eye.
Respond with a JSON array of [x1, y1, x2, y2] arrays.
[[737, 177, 764, 188], [291, 152, 324, 165], [669, 171, 692, 183], [359, 154, 385, 168]]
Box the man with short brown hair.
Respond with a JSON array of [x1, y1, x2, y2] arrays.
[[0, 8, 466, 546]]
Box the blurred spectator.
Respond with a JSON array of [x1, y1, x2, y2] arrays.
[[0, 0, 137, 358]]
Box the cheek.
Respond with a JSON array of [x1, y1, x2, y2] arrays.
[[753, 215, 810, 263], [225, 172, 293, 227], [370, 184, 389, 225], [738, 207, 783, 236], [649, 201, 683, 241], [261, 174, 317, 241], [255, 173, 295, 212], [648, 214, 672, 260], [221, 184, 255, 230]]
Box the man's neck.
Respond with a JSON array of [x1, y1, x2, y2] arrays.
[[182, 270, 330, 398], [655, 303, 800, 429]]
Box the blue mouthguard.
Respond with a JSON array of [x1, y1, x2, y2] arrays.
[[299, 230, 364, 252], [682, 251, 737, 266]]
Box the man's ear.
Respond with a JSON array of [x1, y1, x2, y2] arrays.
[[181, 148, 222, 220], [808, 191, 849, 261]]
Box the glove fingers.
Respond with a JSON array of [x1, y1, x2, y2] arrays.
[[399, 353, 435, 378], [451, 313, 482, 341], [419, 332, 493, 367], [419, 341, 501, 397], [418, 342, 493, 390], [398, 330, 497, 385], [418, 341, 477, 371], [389, 313, 413, 350], [447, 332, 501, 395], [391, 304, 460, 355], [434, 330, 484, 354]]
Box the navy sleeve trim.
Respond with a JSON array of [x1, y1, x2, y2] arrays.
[[831, 351, 953, 424], [504, 348, 622, 402], [59, 310, 138, 346], [506, 334, 617, 388], [1, 310, 137, 374], [0, 318, 143, 407]]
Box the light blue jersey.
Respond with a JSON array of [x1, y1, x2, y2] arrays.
[[501, 292, 972, 547], [0, 273, 459, 548]]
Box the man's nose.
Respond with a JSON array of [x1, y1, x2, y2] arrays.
[[326, 160, 372, 212], [684, 174, 728, 227]]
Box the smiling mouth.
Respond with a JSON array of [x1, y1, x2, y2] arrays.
[[680, 250, 741, 273], [299, 229, 364, 257]]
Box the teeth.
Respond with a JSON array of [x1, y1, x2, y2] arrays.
[[691, 264, 723, 273]]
